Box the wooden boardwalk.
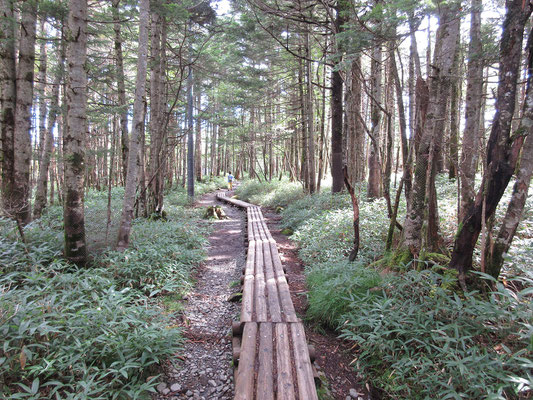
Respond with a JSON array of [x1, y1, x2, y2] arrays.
[[217, 191, 319, 400]]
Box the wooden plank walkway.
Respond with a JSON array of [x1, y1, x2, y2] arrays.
[[217, 191, 318, 400]]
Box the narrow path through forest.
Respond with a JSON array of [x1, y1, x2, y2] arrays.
[[154, 190, 367, 400], [154, 190, 245, 400]]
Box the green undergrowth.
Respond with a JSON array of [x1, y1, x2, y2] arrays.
[[340, 271, 533, 399], [0, 186, 210, 399], [237, 176, 533, 399], [235, 177, 305, 207]]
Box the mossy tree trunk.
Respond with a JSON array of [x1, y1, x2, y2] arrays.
[[64, 0, 88, 265]]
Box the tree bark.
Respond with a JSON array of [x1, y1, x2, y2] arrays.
[[343, 166, 360, 261], [117, 0, 150, 250], [194, 85, 202, 181], [459, 0, 484, 220], [64, 0, 88, 265], [36, 20, 47, 155], [148, 9, 164, 214], [486, 30, 533, 278], [113, 0, 129, 183], [34, 34, 65, 219], [367, 40, 383, 200], [186, 33, 194, 201], [304, 29, 316, 193], [0, 0, 17, 217], [402, 0, 460, 259], [13, 0, 38, 225], [448, 35, 462, 180], [346, 55, 365, 185], [330, 1, 347, 193], [449, 0, 532, 282]]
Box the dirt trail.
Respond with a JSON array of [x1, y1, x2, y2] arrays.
[[154, 190, 245, 400]]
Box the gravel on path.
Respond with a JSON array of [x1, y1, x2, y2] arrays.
[[154, 191, 245, 400]]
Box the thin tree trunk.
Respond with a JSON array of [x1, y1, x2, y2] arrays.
[[459, 0, 483, 220], [34, 34, 65, 219], [113, 0, 129, 183], [194, 85, 202, 181], [36, 20, 47, 154], [148, 10, 163, 214], [448, 35, 461, 180], [343, 166, 360, 261], [116, 0, 150, 250], [304, 29, 316, 193], [391, 47, 409, 190], [298, 54, 309, 189], [367, 41, 383, 200], [186, 31, 194, 201]]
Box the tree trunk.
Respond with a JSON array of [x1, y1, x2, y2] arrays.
[[343, 166, 360, 261], [304, 29, 316, 193], [186, 34, 194, 201], [36, 20, 47, 154], [250, 107, 256, 179], [330, 2, 347, 193], [0, 0, 17, 217], [64, 0, 88, 265], [298, 54, 309, 189], [391, 47, 409, 189], [34, 34, 65, 219], [486, 29, 533, 278], [113, 0, 129, 183], [367, 41, 383, 200], [402, 0, 460, 259], [459, 0, 483, 220], [448, 35, 462, 180], [449, 0, 532, 283], [117, 0, 150, 250], [383, 48, 395, 215], [346, 55, 365, 185], [194, 85, 202, 181], [148, 10, 163, 214], [13, 0, 38, 225]]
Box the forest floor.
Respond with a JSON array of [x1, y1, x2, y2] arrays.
[[153, 190, 368, 400]]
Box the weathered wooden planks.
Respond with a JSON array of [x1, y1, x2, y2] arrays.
[[235, 322, 258, 400], [217, 191, 318, 400], [235, 322, 318, 400]]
